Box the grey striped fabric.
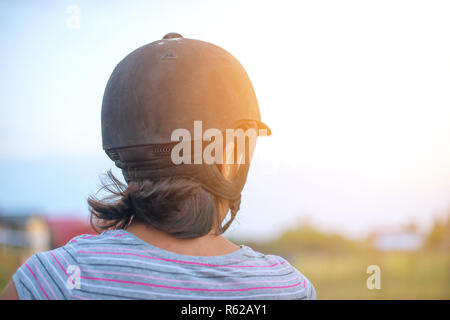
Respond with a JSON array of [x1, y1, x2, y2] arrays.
[[12, 229, 316, 300]]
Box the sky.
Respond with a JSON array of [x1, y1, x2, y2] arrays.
[[1, 0, 450, 241]]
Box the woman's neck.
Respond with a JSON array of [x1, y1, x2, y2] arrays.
[[125, 222, 240, 256]]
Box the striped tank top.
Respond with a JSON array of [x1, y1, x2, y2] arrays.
[[12, 229, 316, 300]]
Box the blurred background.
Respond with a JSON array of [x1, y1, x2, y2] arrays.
[[0, 0, 449, 299]]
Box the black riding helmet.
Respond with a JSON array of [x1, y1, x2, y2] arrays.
[[101, 33, 271, 221]]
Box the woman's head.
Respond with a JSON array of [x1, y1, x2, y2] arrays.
[[95, 33, 271, 238]]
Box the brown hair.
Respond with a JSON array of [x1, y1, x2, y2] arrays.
[[88, 170, 227, 238]]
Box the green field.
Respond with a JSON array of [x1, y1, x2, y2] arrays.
[[292, 250, 449, 299], [0, 247, 26, 292]]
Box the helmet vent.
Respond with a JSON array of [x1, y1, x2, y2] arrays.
[[106, 149, 120, 160], [161, 50, 177, 60]]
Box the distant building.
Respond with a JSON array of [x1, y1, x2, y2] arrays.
[[371, 230, 425, 251], [0, 213, 95, 254], [45, 217, 96, 248]]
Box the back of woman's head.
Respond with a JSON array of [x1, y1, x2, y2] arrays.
[[95, 35, 271, 238], [88, 170, 224, 238]]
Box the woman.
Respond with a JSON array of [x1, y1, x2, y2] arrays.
[[1, 33, 316, 300]]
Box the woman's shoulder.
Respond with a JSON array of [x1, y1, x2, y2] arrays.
[[12, 245, 77, 299], [11, 230, 131, 300], [240, 245, 317, 300]]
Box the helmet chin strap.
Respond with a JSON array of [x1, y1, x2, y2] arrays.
[[219, 196, 241, 233]]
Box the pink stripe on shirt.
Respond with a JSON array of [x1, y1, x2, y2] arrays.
[[81, 275, 303, 292], [78, 233, 126, 240], [49, 251, 75, 286], [74, 246, 157, 254], [81, 268, 300, 286], [76, 250, 285, 268], [25, 263, 50, 300], [32, 260, 57, 300]]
